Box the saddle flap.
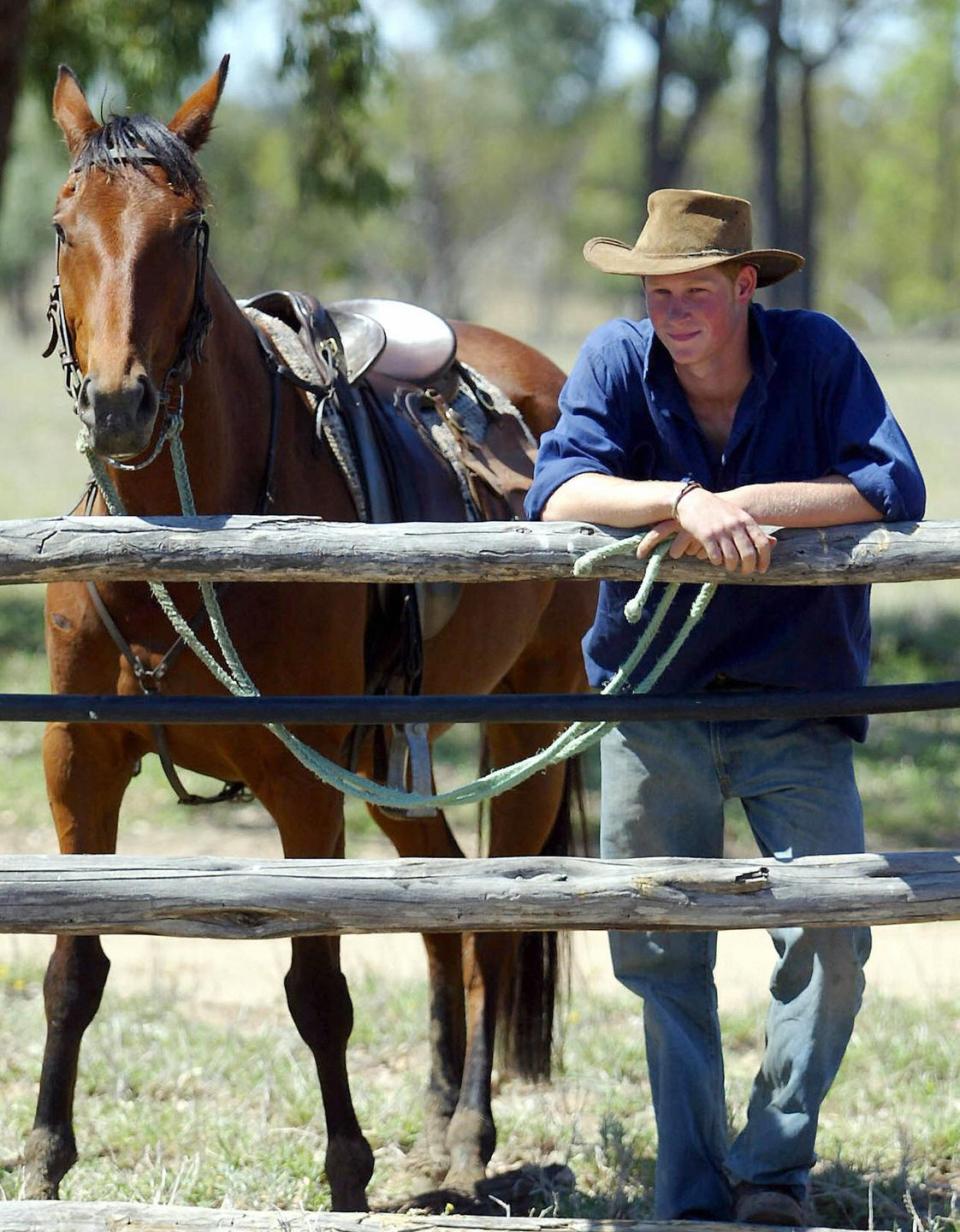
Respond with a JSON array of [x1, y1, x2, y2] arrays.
[[242, 289, 386, 384], [328, 306, 387, 383]]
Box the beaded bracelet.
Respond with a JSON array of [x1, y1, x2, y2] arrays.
[[671, 476, 703, 518]]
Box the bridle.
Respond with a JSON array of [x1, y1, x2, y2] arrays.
[[43, 151, 213, 472], [42, 150, 282, 807]]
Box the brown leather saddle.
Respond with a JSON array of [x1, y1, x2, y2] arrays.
[[242, 290, 539, 814]]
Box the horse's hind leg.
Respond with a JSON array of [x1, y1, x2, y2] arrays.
[[442, 737, 569, 1191], [443, 577, 593, 1192], [22, 722, 136, 1199], [368, 808, 468, 1177]]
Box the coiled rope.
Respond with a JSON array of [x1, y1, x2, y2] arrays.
[[85, 426, 717, 811]]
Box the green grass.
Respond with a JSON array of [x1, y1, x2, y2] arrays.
[[0, 962, 956, 1226]]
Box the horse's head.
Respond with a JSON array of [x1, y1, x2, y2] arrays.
[[50, 57, 229, 460]]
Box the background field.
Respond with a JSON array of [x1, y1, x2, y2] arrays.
[[0, 303, 958, 1227]]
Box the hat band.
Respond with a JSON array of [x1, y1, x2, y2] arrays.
[[641, 246, 740, 259]]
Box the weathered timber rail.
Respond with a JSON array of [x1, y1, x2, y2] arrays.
[[0, 851, 956, 937], [0, 515, 957, 584], [0, 1203, 853, 1232]]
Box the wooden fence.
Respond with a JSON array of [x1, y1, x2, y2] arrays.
[[0, 515, 957, 1232], [0, 1203, 765, 1231], [2, 515, 959, 585]]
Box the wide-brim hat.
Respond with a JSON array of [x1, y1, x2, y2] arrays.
[[583, 188, 804, 288]]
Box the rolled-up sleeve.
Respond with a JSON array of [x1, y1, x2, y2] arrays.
[[819, 324, 926, 522], [525, 324, 638, 520]]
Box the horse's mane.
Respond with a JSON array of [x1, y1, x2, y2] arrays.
[[72, 114, 206, 202]]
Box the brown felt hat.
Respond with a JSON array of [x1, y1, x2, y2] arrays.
[[583, 188, 804, 288]]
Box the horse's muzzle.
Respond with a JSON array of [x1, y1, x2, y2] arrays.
[[77, 373, 159, 458]]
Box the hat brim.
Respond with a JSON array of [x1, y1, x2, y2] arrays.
[[583, 236, 804, 288]]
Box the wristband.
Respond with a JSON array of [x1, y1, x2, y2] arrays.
[[671, 476, 703, 518]]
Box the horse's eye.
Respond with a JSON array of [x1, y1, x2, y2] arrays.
[[180, 216, 203, 247]]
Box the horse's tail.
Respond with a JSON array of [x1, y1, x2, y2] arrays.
[[497, 754, 586, 1082]]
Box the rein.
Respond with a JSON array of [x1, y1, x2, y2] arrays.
[[45, 160, 717, 811]]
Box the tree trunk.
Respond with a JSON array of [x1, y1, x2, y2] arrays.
[[792, 58, 817, 308], [755, 0, 784, 304], [932, 1, 959, 291], [645, 13, 670, 192], [0, 0, 30, 207]]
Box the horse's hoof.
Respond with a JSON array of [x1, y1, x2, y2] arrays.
[[405, 1143, 450, 1184], [21, 1128, 76, 1200], [396, 1184, 486, 1216], [325, 1134, 374, 1212]]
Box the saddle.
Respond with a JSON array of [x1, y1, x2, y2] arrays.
[[241, 290, 539, 814]]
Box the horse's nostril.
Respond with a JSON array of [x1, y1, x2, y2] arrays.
[[77, 375, 93, 415], [136, 374, 158, 419]]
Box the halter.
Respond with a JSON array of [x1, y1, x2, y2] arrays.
[[43, 150, 213, 472]]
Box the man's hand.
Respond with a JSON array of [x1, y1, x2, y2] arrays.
[[636, 487, 776, 575]]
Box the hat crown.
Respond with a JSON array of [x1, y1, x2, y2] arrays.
[[638, 189, 753, 259], [581, 186, 803, 287]]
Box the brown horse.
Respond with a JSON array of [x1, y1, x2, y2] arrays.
[[27, 58, 595, 1210]]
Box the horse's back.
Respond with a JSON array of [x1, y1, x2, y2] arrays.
[[452, 321, 565, 440]]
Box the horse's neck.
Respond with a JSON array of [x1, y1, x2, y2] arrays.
[[108, 269, 273, 517]]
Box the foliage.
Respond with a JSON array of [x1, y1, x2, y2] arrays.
[[24, 0, 221, 111], [421, 0, 618, 124], [279, 0, 395, 211]]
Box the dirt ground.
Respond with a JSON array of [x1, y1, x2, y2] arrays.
[[0, 816, 956, 1019]]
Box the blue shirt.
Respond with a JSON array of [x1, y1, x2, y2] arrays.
[[525, 305, 926, 738]]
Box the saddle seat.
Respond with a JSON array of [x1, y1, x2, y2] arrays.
[[329, 297, 457, 389]]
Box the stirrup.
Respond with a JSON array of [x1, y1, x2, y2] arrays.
[[382, 721, 438, 818]]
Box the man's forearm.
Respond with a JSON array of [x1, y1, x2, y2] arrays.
[[541, 472, 682, 526], [719, 475, 883, 527]]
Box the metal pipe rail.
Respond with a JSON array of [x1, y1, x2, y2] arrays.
[[4, 679, 960, 725]]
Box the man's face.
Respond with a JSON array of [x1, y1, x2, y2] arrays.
[[644, 265, 754, 371]]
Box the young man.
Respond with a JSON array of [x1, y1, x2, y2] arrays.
[[525, 189, 925, 1224]]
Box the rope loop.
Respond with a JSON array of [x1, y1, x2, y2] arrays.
[[88, 449, 717, 812]]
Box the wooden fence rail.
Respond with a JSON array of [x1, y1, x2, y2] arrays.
[[0, 516, 958, 585], [0, 1202, 853, 1232], [0, 851, 956, 938]]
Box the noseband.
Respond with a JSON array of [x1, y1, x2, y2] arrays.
[[44, 152, 212, 471]]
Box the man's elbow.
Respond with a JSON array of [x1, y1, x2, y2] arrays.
[[540, 495, 567, 521]]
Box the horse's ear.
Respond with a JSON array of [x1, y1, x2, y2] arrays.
[[52, 65, 101, 159], [167, 55, 230, 152]]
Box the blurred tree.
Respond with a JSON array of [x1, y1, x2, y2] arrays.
[[637, 0, 746, 197], [280, 0, 394, 210], [0, 0, 31, 207], [753, 0, 888, 308], [24, 0, 220, 108], [840, 0, 960, 328], [0, 0, 393, 324]]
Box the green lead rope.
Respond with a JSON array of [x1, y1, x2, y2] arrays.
[[86, 430, 717, 812]]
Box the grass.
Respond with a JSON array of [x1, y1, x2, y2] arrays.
[[0, 961, 956, 1227]]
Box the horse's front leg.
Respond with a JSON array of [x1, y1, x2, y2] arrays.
[[22, 721, 138, 1199], [256, 764, 375, 1211], [369, 807, 467, 1178]]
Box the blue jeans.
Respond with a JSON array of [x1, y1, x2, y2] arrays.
[[600, 717, 871, 1220]]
